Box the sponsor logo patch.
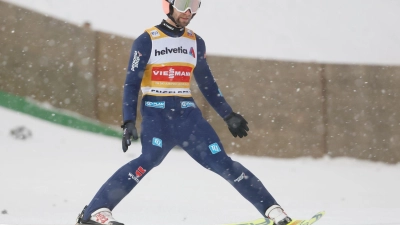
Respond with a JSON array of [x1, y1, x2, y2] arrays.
[[189, 47, 196, 58], [187, 29, 194, 36], [131, 51, 142, 72], [145, 101, 165, 109], [149, 89, 191, 95], [150, 30, 160, 37], [155, 46, 188, 56], [128, 166, 147, 183], [152, 137, 162, 148], [181, 101, 196, 108], [152, 66, 192, 82], [209, 143, 221, 154], [234, 172, 247, 182]]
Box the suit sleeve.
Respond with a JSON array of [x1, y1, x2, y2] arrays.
[[122, 32, 152, 123], [192, 34, 233, 119]]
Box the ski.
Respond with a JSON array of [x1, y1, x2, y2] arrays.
[[220, 211, 325, 225]]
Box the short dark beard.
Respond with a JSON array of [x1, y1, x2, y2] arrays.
[[178, 20, 190, 27], [174, 15, 191, 27]]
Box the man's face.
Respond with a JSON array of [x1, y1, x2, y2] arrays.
[[172, 9, 193, 27]]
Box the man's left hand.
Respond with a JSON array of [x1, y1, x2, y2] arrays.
[[224, 112, 249, 138]]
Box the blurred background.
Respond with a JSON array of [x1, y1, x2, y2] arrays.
[[1, 0, 400, 163]]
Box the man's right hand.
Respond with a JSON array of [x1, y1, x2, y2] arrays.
[[121, 121, 138, 152]]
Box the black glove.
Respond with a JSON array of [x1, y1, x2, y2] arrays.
[[121, 121, 138, 152], [224, 112, 249, 138]]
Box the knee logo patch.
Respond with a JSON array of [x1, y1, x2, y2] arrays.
[[152, 137, 163, 148], [209, 143, 221, 154]]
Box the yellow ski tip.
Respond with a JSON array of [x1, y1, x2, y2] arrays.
[[288, 211, 326, 225]]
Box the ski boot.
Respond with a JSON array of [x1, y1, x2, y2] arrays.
[[265, 205, 292, 225], [76, 206, 124, 225]]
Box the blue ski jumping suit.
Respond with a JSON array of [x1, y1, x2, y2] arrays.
[[82, 20, 278, 220]]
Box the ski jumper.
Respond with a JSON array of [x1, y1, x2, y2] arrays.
[[82, 21, 278, 220]]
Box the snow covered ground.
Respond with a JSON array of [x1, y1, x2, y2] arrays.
[[0, 106, 399, 225], [3, 0, 400, 66]]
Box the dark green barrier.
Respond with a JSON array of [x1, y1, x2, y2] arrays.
[[0, 91, 122, 138]]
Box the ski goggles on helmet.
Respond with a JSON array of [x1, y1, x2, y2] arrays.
[[170, 0, 201, 14]]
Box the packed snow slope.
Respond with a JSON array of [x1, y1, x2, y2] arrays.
[[0, 106, 399, 225]]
